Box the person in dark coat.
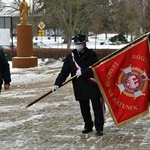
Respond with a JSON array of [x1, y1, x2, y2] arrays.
[[52, 34, 104, 136], [0, 47, 11, 92]]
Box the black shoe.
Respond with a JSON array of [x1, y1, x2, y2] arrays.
[[96, 131, 103, 136], [82, 129, 93, 134]]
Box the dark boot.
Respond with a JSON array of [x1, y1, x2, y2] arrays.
[[96, 131, 103, 136], [82, 128, 93, 134]]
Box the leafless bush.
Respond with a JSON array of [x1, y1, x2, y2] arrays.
[[4, 48, 117, 61]]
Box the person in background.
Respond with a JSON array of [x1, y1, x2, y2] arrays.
[[52, 34, 104, 136], [0, 47, 11, 93]]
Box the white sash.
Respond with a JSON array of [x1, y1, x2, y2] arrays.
[[71, 52, 97, 84]]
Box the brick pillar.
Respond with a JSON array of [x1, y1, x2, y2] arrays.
[[12, 24, 38, 68]]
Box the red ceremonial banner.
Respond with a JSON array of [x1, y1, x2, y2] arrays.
[[92, 36, 150, 127]]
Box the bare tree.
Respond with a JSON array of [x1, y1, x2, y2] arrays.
[[36, 0, 95, 48]]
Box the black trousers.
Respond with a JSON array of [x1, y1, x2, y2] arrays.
[[79, 97, 104, 131]]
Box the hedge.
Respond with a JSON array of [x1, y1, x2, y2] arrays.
[[4, 48, 117, 61]]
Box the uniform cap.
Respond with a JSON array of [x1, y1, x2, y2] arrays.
[[72, 34, 86, 43]]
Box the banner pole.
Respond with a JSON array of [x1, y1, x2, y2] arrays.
[[25, 75, 76, 108]]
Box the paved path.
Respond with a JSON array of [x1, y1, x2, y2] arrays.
[[0, 73, 150, 150]]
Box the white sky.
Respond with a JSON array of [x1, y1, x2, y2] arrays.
[[1, 0, 32, 16]]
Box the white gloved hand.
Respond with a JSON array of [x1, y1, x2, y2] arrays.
[[52, 85, 59, 92], [76, 69, 82, 78]]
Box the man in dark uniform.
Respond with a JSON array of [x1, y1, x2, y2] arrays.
[[52, 34, 104, 136], [0, 47, 11, 93]]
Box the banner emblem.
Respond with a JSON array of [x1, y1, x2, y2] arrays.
[[117, 66, 149, 99]]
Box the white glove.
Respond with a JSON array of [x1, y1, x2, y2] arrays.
[[76, 69, 82, 78], [52, 85, 59, 92]]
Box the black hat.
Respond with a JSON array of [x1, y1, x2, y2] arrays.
[[72, 34, 86, 43]]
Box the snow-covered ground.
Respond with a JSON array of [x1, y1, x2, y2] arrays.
[[32, 34, 127, 49], [12, 33, 128, 49], [9, 59, 62, 89]]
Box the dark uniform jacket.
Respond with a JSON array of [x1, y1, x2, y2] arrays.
[[0, 48, 11, 90], [54, 47, 101, 101]]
